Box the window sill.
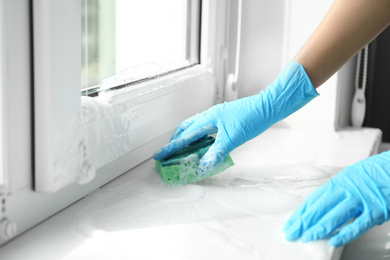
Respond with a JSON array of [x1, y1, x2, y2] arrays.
[[0, 126, 382, 254]]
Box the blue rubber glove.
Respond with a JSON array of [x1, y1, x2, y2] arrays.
[[153, 61, 318, 176], [283, 150, 390, 247]]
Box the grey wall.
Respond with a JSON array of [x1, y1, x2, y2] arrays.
[[237, 1, 285, 98], [235, 0, 355, 129]]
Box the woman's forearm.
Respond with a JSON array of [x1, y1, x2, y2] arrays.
[[294, 0, 390, 88]]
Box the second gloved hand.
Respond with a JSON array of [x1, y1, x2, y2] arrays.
[[153, 61, 318, 176], [283, 150, 390, 247]]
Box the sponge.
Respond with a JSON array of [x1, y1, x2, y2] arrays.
[[155, 136, 234, 185]]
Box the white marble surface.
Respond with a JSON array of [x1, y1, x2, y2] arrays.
[[0, 127, 381, 260]]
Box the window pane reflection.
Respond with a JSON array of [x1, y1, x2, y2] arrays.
[[82, 0, 200, 94]]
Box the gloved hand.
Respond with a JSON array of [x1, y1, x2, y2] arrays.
[[153, 61, 318, 176], [283, 150, 390, 247]]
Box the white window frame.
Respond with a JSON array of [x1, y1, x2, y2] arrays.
[[33, 0, 222, 193], [0, 0, 232, 246], [0, 0, 5, 194]]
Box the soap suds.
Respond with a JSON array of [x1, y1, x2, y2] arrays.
[[71, 158, 332, 235], [81, 96, 147, 168]]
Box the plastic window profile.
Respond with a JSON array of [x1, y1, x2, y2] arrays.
[[0, 0, 5, 194], [0, 0, 230, 247], [33, 0, 224, 193]]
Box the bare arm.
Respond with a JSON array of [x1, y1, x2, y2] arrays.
[[294, 0, 390, 88]]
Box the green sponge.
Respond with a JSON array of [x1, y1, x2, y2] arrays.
[[155, 136, 234, 185]]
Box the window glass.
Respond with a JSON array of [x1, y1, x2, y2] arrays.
[[82, 0, 200, 95]]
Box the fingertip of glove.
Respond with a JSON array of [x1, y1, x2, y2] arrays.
[[153, 147, 167, 160], [284, 221, 305, 242], [198, 152, 224, 178], [329, 237, 344, 248], [197, 159, 217, 177], [329, 231, 352, 247], [152, 151, 163, 161], [284, 230, 300, 242]]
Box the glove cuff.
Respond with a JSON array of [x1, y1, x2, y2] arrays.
[[265, 61, 319, 122]]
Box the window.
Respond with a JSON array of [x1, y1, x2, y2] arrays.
[[82, 0, 200, 95], [0, 0, 232, 246], [34, 0, 223, 194]]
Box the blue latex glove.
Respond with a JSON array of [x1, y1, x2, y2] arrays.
[[153, 61, 318, 176], [283, 150, 390, 247]]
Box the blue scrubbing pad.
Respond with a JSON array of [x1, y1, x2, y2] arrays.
[[155, 136, 234, 185]]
